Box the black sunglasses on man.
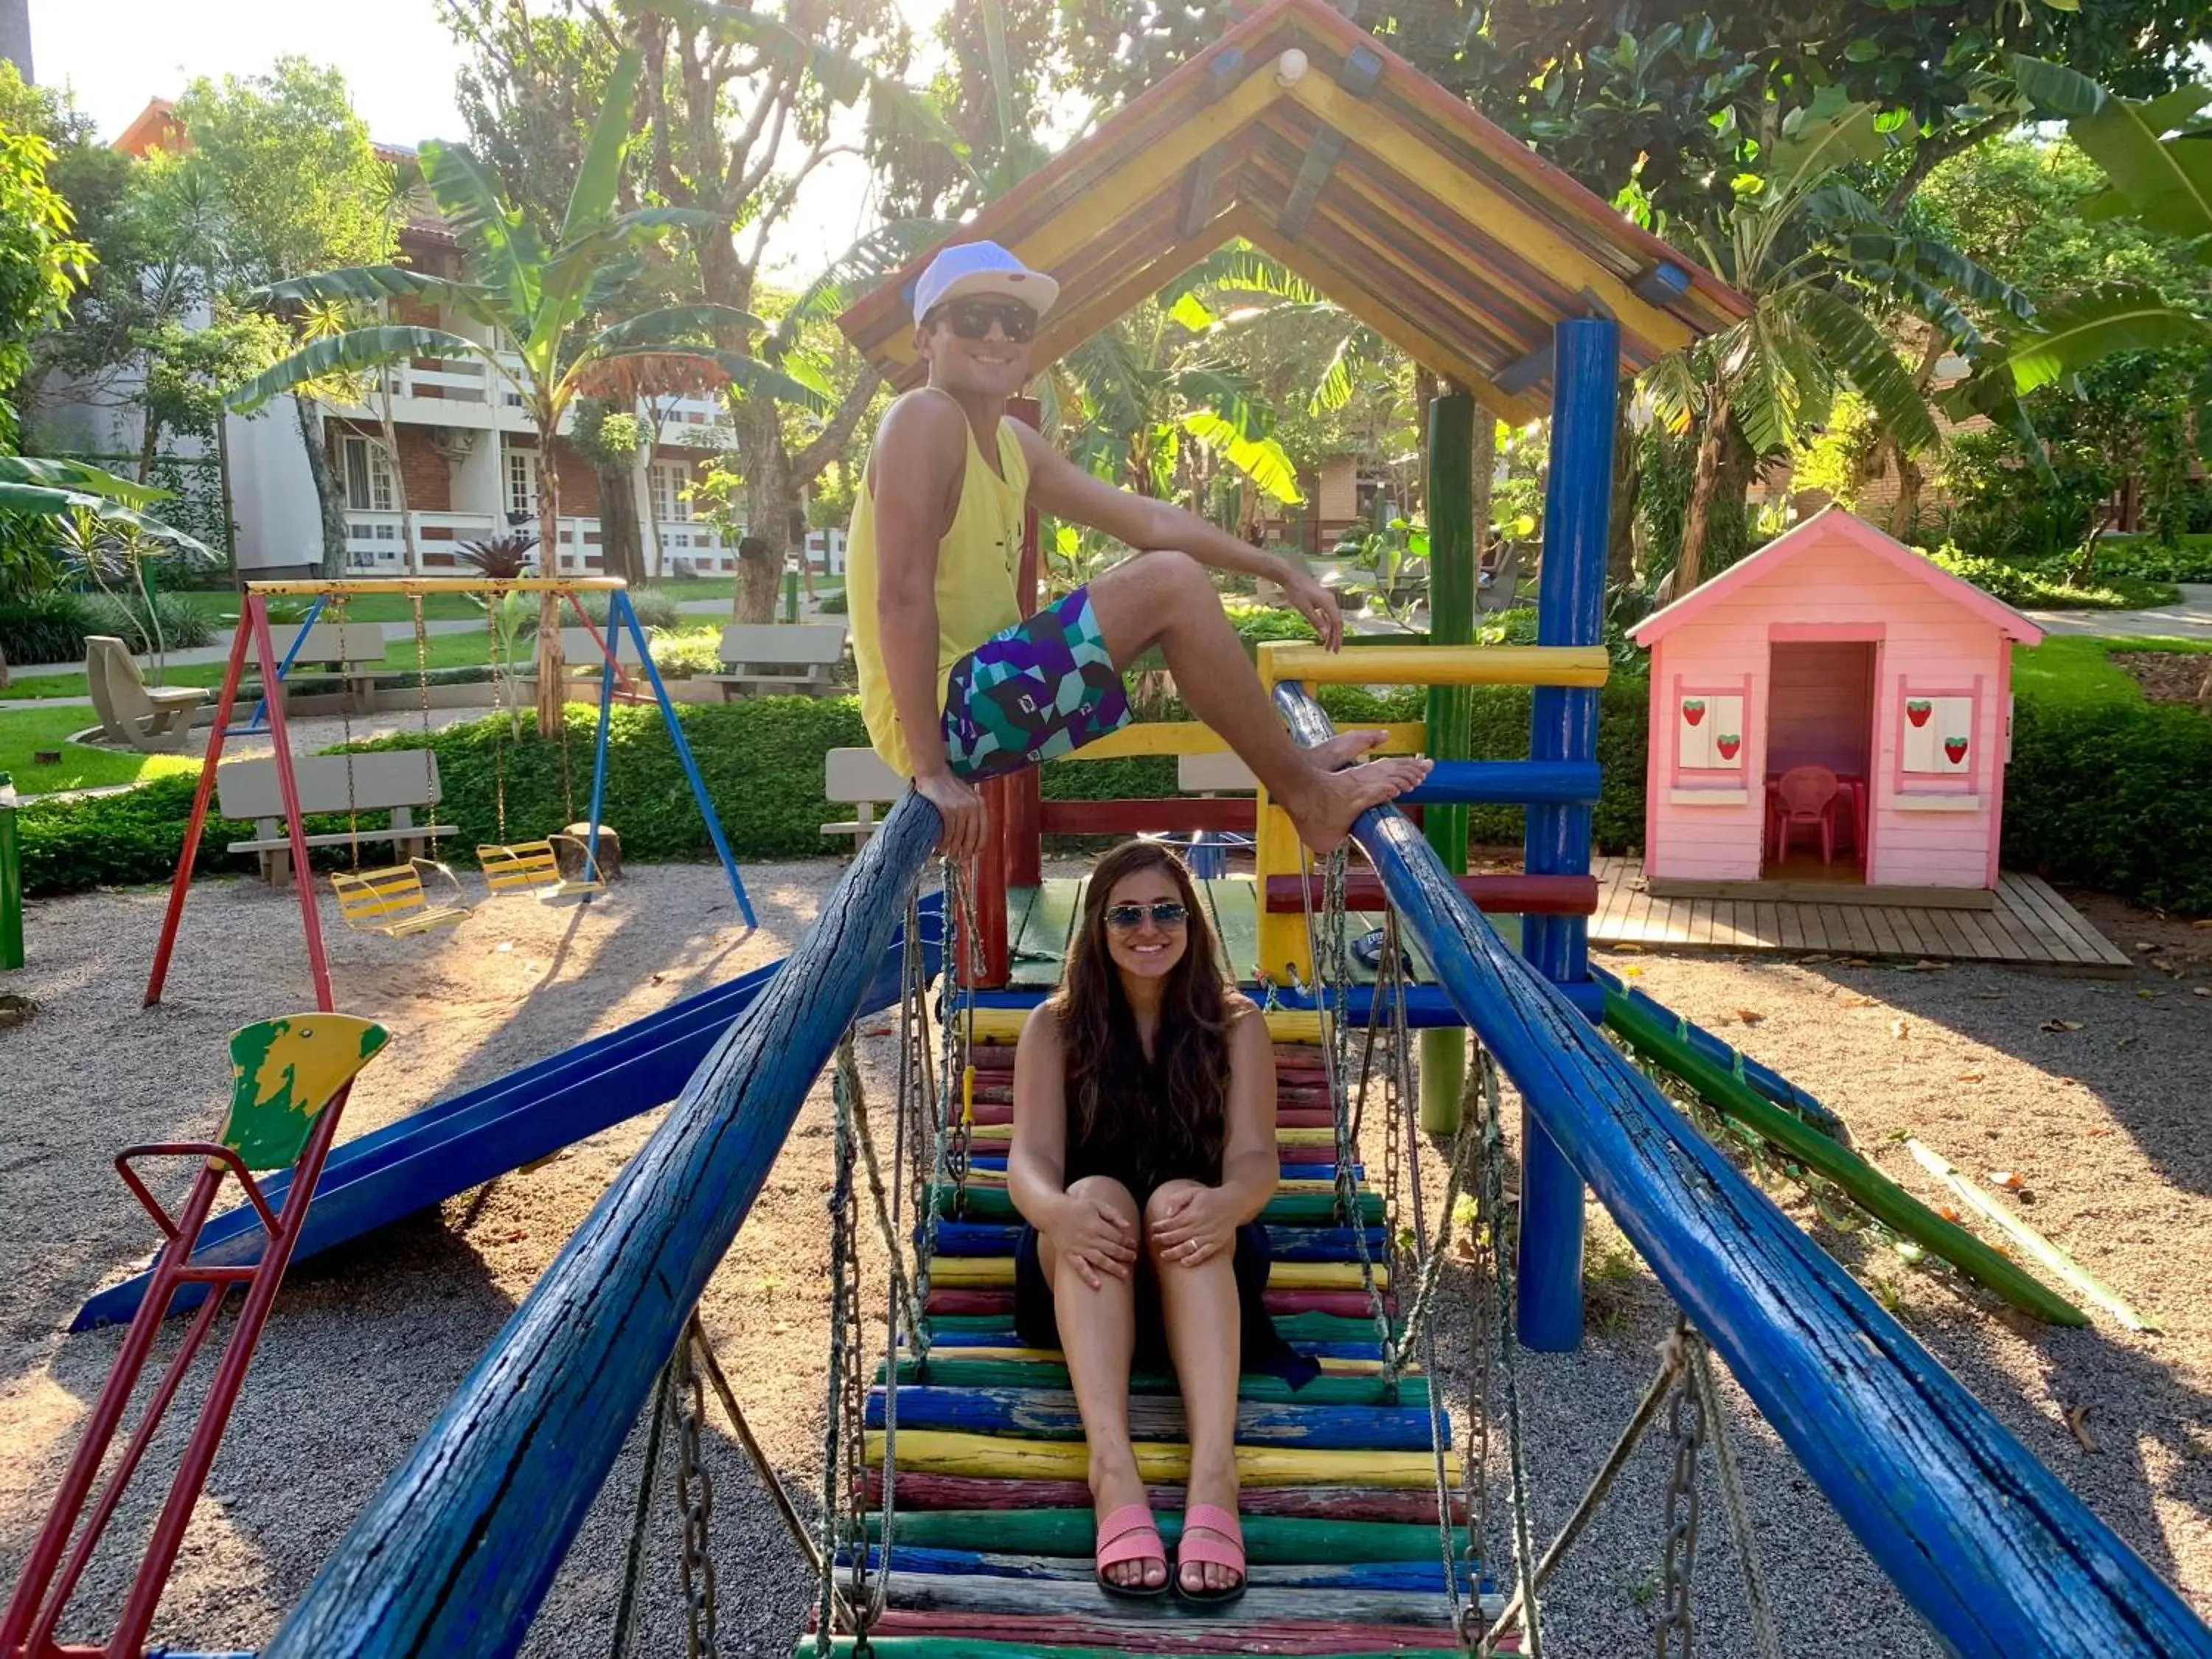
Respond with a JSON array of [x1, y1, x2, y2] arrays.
[[925, 297, 1040, 344]]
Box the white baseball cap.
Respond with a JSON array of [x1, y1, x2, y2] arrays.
[[911, 240, 1060, 327]]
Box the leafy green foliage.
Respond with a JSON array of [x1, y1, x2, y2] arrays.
[[0, 119, 90, 443], [1921, 544, 2177, 609]]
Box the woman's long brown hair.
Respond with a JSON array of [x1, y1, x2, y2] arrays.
[[1046, 841, 1233, 1192]]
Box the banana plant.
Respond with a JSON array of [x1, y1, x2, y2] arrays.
[[1941, 58, 2212, 470], [226, 45, 830, 735], [1649, 88, 2021, 591]]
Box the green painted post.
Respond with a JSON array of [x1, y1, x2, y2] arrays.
[[1421, 393, 1476, 1132], [784, 558, 800, 622], [0, 772, 21, 971]]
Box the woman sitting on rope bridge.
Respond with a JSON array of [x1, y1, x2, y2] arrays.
[[1006, 841, 1315, 1604]]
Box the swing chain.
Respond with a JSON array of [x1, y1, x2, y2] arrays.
[[672, 1335, 723, 1658], [1474, 1045, 1544, 1659], [1656, 1315, 1705, 1659]]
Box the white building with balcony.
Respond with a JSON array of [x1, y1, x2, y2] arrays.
[[41, 101, 744, 584]]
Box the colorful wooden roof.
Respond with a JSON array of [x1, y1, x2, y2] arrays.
[[1630, 507, 2047, 645], [835, 0, 1747, 422]]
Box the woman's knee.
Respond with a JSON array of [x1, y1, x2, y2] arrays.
[[1066, 1173, 1140, 1222], [1142, 1180, 1209, 1256]]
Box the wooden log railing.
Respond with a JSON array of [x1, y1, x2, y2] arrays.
[[261, 793, 944, 1659], [1273, 678, 2212, 1659]]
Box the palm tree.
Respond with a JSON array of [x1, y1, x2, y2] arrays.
[[226, 46, 827, 735], [1649, 90, 2028, 591]]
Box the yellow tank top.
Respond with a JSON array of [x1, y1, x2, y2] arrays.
[[847, 390, 1031, 774]]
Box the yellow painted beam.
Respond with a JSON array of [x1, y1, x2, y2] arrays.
[[931, 1257, 1386, 1292], [1257, 640, 1610, 689], [1058, 719, 1427, 762], [1253, 793, 1310, 990], [968, 1005, 1327, 1046], [1287, 75, 1696, 355], [246, 577, 626, 594], [866, 1428, 1458, 1486], [966, 1124, 1338, 1149]]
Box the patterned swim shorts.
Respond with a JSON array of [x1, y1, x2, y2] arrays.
[[942, 586, 1132, 782]]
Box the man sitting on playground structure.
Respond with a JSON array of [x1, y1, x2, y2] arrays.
[[847, 242, 1432, 857]]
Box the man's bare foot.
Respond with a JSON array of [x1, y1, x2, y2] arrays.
[[1286, 755, 1432, 854], [1307, 727, 1390, 771]]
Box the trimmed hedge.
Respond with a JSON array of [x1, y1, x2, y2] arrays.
[[18, 672, 2209, 916]]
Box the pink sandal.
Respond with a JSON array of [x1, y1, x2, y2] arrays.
[[1175, 1502, 1247, 1604], [1094, 1503, 1169, 1599]]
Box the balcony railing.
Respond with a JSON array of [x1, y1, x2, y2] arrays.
[[341, 510, 734, 578]]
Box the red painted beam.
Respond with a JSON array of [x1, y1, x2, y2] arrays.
[[1037, 798, 1257, 835], [1264, 872, 1599, 916], [949, 1099, 1338, 1129]]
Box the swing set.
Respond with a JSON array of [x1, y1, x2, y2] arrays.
[[145, 577, 754, 1015]]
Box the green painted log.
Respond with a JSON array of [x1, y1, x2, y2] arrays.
[[933, 1183, 1384, 1227], [883, 1356, 1427, 1405], [863, 1509, 1467, 1564], [1422, 392, 1478, 1133], [1603, 990, 2084, 1325], [923, 1312, 1386, 1345]]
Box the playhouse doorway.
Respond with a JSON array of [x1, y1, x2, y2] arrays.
[[1763, 641, 1875, 882]]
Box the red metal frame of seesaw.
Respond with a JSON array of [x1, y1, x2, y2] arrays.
[[142, 580, 639, 1012]]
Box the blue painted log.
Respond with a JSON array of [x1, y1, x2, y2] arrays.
[[260, 793, 944, 1659], [1273, 679, 2212, 1658], [77, 903, 941, 1330], [849, 1545, 1475, 1594], [1400, 759, 1600, 807], [1591, 967, 1850, 1143], [962, 982, 1605, 1022], [929, 1222, 1388, 1262], [863, 1385, 1439, 1450]]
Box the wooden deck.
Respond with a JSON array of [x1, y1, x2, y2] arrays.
[[1589, 859, 2130, 971]]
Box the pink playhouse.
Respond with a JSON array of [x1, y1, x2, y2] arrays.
[[1629, 508, 2044, 902]]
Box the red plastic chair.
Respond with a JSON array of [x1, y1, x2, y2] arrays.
[[1770, 765, 1840, 867]]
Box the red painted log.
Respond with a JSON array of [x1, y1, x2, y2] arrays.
[[1263, 872, 1600, 916], [1037, 799, 1257, 835], [862, 1470, 1466, 1524], [852, 1610, 1494, 1654], [946, 1101, 1339, 1130], [926, 1289, 1389, 1318], [968, 1046, 1332, 1079]]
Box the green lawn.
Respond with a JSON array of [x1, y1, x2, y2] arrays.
[[0, 705, 201, 795], [2013, 634, 2212, 709]]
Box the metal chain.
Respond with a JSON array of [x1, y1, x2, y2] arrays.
[[608, 1358, 675, 1659], [1688, 1334, 1786, 1659], [1476, 1047, 1544, 1659], [1656, 1315, 1705, 1659], [672, 1336, 722, 1659]]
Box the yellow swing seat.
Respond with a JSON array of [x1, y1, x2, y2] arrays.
[[477, 835, 608, 902], [329, 860, 473, 937]]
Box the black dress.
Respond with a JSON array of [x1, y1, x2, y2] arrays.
[[1011, 1038, 1319, 1389]]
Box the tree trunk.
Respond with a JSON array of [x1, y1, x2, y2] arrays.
[[1607, 383, 1640, 591], [594, 451, 647, 587], [377, 394, 419, 574], [293, 397, 349, 580], [732, 394, 792, 624], [1674, 389, 1733, 595], [535, 433, 564, 739], [1891, 450, 1926, 543]]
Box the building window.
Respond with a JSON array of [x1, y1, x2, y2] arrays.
[[341, 436, 394, 512], [505, 445, 539, 519], [651, 460, 693, 524]]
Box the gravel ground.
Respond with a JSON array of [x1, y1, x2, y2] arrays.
[[1, 859, 2208, 1655]]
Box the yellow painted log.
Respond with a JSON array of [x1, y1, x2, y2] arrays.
[[867, 1429, 1458, 1486], [1060, 720, 1427, 762], [1285, 76, 1697, 355], [967, 1006, 1326, 1046], [931, 1257, 1387, 1292], [931, 1345, 1400, 1377], [1256, 641, 1610, 689], [964, 1124, 1338, 1149]]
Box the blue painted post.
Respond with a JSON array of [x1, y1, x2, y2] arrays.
[[577, 592, 623, 898], [260, 797, 941, 1658], [1519, 316, 1618, 1353], [235, 594, 326, 736], [618, 589, 755, 925], [1272, 681, 2212, 1659]]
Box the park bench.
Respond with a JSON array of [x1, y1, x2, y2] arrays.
[[558, 625, 644, 685], [706, 622, 848, 700], [260, 622, 386, 713], [85, 636, 206, 754], [216, 749, 457, 887], [821, 745, 904, 851]]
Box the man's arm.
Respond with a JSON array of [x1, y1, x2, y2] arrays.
[[1013, 422, 1345, 648], [870, 392, 990, 856]]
